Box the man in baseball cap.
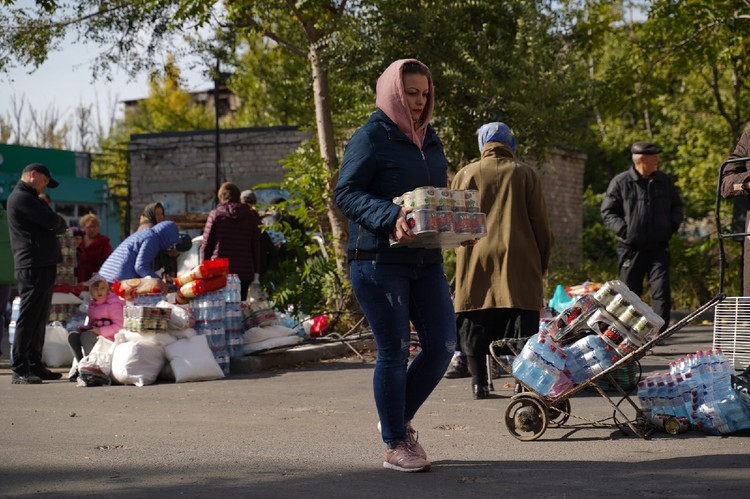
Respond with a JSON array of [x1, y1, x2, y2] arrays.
[[22, 163, 59, 189], [6, 162, 67, 384]]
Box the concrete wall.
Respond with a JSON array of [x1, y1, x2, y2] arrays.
[[128, 126, 309, 232]]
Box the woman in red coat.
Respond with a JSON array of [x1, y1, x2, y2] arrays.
[[201, 182, 261, 301], [77, 213, 113, 283]]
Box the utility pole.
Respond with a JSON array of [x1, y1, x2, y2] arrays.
[[213, 57, 222, 200]]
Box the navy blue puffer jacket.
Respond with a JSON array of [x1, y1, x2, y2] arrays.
[[334, 110, 448, 264]]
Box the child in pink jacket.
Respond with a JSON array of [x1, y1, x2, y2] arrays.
[[68, 273, 124, 381]]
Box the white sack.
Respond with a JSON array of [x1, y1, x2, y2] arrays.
[[111, 334, 166, 387], [243, 334, 302, 354], [244, 324, 297, 344], [165, 334, 224, 383]]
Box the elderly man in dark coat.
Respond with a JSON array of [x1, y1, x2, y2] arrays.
[[601, 141, 684, 332]]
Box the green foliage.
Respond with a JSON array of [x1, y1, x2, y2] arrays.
[[260, 138, 351, 316], [340, 0, 591, 167]]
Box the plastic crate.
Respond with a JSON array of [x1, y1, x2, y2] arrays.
[[713, 297, 750, 370], [595, 362, 639, 392]]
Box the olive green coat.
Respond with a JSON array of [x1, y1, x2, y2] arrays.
[[0, 204, 15, 285], [451, 142, 553, 312]]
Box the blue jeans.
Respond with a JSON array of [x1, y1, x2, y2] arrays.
[[350, 260, 456, 444]]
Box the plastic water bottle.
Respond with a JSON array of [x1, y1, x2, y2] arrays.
[[637, 381, 652, 420], [214, 348, 230, 377]]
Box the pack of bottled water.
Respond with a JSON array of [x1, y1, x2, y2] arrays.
[[190, 289, 229, 375], [224, 274, 245, 358], [637, 350, 750, 435]]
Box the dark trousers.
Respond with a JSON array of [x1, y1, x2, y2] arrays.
[[617, 245, 671, 331], [68, 330, 98, 363], [0, 284, 12, 353], [457, 308, 539, 386], [11, 266, 57, 374]]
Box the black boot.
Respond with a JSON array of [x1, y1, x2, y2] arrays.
[[472, 384, 490, 400]]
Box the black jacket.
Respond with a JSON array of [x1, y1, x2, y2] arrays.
[[6, 180, 67, 270], [601, 166, 684, 250]]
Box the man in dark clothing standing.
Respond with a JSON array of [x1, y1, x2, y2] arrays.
[[601, 142, 684, 332], [7, 163, 68, 384]]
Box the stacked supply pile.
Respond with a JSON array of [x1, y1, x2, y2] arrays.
[[512, 280, 665, 398], [48, 229, 83, 323], [55, 229, 78, 287], [243, 283, 301, 353], [175, 258, 230, 376], [637, 350, 750, 435], [389, 187, 487, 249], [224, 274, 244, 359]]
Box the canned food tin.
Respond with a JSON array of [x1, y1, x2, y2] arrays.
[[464, 189, 480, 212], [406, 209, 438, 234], [605, 293, 629, 318], [618, 305, 641, 329], [452, 212, 472, 233], [400, 191, 415, 208], [577, 294, 600, 315], [469, 212, 487, 235], [451, 190, 466, 212], [663, 416, 689, 435], [603, 324, 625, 344], [434, 210, 454, 232], [616, 336, 639, 356], [586, 309, 610, 334], [434, 188, 453, 211], [594, 281, 618, 307], [413, 187, 437, 209]]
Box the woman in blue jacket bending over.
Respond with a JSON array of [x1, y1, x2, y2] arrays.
[[334, 59, 456, 473]]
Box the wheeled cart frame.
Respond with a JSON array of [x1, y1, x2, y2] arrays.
[[494, 157, 750, 441]]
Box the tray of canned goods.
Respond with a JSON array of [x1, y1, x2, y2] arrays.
[[390, 187, 488, 249], [124, 305, 172, 333]]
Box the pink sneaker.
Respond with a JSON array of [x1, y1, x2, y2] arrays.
[[406, 423, 427, 460], [383, 441, 431, 472]]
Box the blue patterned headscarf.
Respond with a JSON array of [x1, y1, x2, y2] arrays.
[[477, 122, 516, 153]]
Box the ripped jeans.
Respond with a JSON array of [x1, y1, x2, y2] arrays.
[[350, 260, 456, 445]]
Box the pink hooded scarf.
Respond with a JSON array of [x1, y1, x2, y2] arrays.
[[375, 59, 434, 150]]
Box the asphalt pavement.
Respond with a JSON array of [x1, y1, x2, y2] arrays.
[[1, 323, 750, 498]]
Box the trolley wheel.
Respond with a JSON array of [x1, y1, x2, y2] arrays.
[[504, 393, 549, 441], [547, 399, 571, 427]]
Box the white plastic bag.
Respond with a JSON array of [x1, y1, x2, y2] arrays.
[[42, 321, 74, 367], [77, 336, 115, 386], [156, 300, 194, 331], [79, 336, 115, 376]]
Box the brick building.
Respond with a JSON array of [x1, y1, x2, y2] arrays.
[[127, 127, 585, 266], [127, 126, 309, 231], [535, 147, 587, 267]]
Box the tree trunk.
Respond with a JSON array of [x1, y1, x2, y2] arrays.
[[308, 45, 349, 273]]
